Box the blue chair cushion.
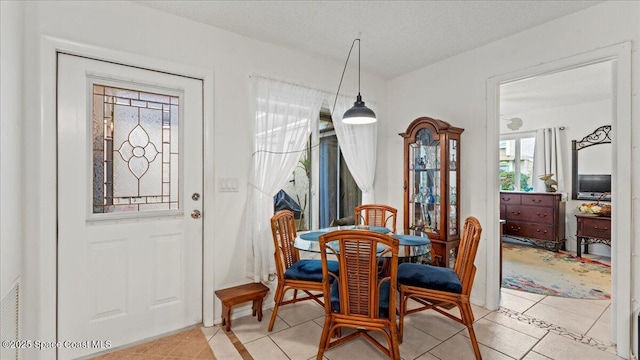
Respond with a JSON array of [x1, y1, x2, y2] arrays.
[[397, 263, 462, 293], [330, 280, 391, 318], [284, 259, 339, 282]]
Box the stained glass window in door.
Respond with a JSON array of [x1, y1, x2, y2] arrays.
[[93, 84, 179, 213]]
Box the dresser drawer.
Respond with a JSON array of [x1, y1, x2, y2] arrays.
[[578, 216, 611, 239], [520, 194, 554, 207], [504, 221, 555, 241], [500, 193, 521, 205], [505, 204, 554, 224]]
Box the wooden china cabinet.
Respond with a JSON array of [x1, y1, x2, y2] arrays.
[[400, 117, 464, 268]]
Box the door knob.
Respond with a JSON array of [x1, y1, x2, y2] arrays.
[[191, 210, 201, 219]]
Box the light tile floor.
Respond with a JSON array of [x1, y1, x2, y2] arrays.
[[91, 327, 216, 359], [200, 288, 623, 360]]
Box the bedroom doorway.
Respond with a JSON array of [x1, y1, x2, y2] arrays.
[[486, 42, 636, 355], [498, 60, 614, 301], [486, 42, 632, 358]]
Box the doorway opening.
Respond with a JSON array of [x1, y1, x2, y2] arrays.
[[498, 60, 613, 301], [487, 43, 632, 357]]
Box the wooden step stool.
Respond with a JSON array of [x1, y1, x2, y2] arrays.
[[215, 282, 270, 331]]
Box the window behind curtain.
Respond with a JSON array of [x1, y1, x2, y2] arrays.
[[319, 133, 361, 228], [280, 108, 361, 230], [499, 133, 535, 192], [318, 109, 361, 227]]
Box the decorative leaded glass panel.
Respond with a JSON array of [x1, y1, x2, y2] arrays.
[[92, 84, 179, 213]]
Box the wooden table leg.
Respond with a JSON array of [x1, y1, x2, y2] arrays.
[[253, 298, 264, 321], [251, 299, 258, 316], [577, 237, 582, 258], [222, 303, 231, 331], [584, 240, 590, 255]]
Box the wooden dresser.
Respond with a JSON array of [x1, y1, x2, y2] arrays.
[[575, 214, 611, 257], [500, 192, 566, 251]]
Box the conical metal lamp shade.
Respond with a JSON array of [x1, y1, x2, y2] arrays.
[[343, 93, 377, 124]]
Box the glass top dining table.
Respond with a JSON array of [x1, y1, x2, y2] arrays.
[[294, 225, 431, 258]]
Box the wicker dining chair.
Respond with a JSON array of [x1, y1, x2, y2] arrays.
[[397, 216, 483, 360], [355, 204, 398, 274], [316, 230, 400, 360], [268, 210, 339, 331], [354, 204, 397, 234]]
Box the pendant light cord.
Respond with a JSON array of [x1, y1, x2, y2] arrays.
[[358, 38, 361, 95], [331, 38, 360, 119]]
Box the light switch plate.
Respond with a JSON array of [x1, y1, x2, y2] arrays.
[[218, 177, 239, 192]]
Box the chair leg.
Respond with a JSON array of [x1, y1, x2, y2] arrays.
[[398, 289, 406, 342], [316, 316, 332, 360], [268, 283, 284, 331], [389, 321, 401, 359], [460, 303, 482, 360]]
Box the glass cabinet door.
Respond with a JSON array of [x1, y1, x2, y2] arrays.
[[448, 139, 458, 236], [409, 128, 441, 237]]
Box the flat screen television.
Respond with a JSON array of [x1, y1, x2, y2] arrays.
[[576, 174, 611, 201]]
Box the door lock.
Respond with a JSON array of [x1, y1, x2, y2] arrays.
[[192, 193, 200, 201]]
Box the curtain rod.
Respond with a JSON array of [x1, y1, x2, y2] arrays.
[[500, 126, 565, 137], [249, 74, 376, 105], [249, 74, 335, 98]]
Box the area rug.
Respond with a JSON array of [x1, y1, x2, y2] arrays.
[[501, 242, 611, 299]]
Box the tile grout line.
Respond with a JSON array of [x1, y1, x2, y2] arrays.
[[497, 306, 616, 353], [223, 327, 254, 360], [583, 302, 611, 336], [266, 333, 294, 360], [203, 327, 220, 359], [456, 317, 528, 360], [520, 331, 553, 360]]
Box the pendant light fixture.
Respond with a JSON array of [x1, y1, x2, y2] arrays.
[[332, 38, 377, 125]]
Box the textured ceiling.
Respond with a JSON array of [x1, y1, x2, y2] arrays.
[[133, 0, 602, 79], [500, 61, 612, 117]]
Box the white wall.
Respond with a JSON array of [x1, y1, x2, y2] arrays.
[[17, 1, 386, 358], [501, 99, 613, 255], [0, 0, 24, 340], [385, 0, 639, 355]]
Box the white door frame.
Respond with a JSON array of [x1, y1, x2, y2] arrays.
[[485, 42, 631, 358], [35, 35, 215, 359]]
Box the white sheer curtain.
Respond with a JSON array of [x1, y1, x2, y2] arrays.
[[533, 127, 565, 192], [331, 95, 378, 204], [246, 77, 324, 282]]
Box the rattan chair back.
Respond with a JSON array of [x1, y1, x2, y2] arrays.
[[455, 216, 483, 295], [267, 210, 325, 332], [397, 216, 483, 360], [271, 210, 300, 274], [354, 204, 397, 234], [316, 230, 400, 359]]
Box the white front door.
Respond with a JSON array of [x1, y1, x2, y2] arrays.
[[57, 53, 203, 359]]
